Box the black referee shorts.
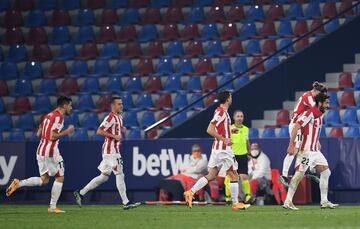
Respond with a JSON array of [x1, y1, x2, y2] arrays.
[[235, 154, 248, 175]]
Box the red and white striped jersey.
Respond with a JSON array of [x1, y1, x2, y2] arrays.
[[99, 112, 123, 155], [36, 110, 64, 158], [291, 91, 316, 123], [210, 106, 231, 150], [297, 107, 323, 151]]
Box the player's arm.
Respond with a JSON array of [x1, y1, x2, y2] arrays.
[[36, 123, 43, 138], [50, 125, 74, 141], [207, 123, 232, 145], [287, 123, 301, 155], [96, 127, 121, 141]]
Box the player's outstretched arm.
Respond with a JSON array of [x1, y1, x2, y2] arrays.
[[207, 123, 232, 145], [50, 125, 75, 141], [287, 123, 301, 154], [96, 127, 121, 141]]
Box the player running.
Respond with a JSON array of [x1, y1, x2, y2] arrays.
[[6, 96, 74, 213], [280, 82, 327, 186], [73, 96, 140, 210], [183, 91, 250, 211], [283, 93, 339, 210]]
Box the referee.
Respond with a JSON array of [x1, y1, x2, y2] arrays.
[[231, 110, 251, 204]]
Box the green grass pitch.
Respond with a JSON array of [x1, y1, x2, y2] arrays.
[[1, 205, 360, 229]]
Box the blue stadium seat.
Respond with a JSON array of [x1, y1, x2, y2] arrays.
[[0, 0, 10, 11], [75, 9, 95, 26], [93, 132, 104, 141], [304, 2, 321, 18], [64, 112, 80, 128], [9, 129, 26, 141], [37, 0, 57, 11], [77, 94, 95, 112], [50, 27, 71, 45], [166, 41, 184, 57], [0, 114, 12, 131], [201, 24, 219, 41], [249, 128, 259, 139], [343, 107, 359, 126], [138, 24, 158, 43], [239, 22, 257, 39], [175, 59, 194, 74], [325, 109, 342, 127], [187, 76, 202, 92], [279, 125, 290, 138], [62, 0, 81, 10], [233, 56, 248, 73], [120, 91, 134, 110], [324, 19, 340, 33], [185, 7, 205, 24], [8, 45, 28, 63], [234, 75, 250, 88], [106, 76, 123, 93], [219, 75, 234, 91], [75, 26, 95, 44], [246, 5, 265, 21], [100, 42, 121, 59], [193, 0, 213, 7], [0, 98, 5, 114], [30, 132, 40, 141], [16, 113, 35, 130], [127, 128, 141, 139], [70, 60, 89, 77], [115, 59, 132, 76], [55, 43, 78, 61], [123, 111, 139, 128], [111, 0, 129, 8], [26, 10, 47, 28], [164, 74, 182, 92], [136, 93, 154, 110], [81, 112, 99, 129], [278, 20, 294, 37], [245, 40, 261, 55], [172, 111, 187, 126], [262, 128, 276, 138], [140, 111, 156, 128], [14, 79, 33, 96], [173, 92, 188, 109], [120, 8, 140, 25], [278, 38, 295, 54], [24, 61, 43, 79], [127, 77, 143, 92], [92, 59, 111, 77], [328, 91, 339, 107], [287, 3, 304, 19], [189, 93, 205, 110], [151, 0, 171, 7], [0, 62, 19, 80], [33, 95, 52, 113], [40, 79, 57, 95], [264, 56, 280, 70], [82, 78, 101, 94], [345, 126, 360, 137], [354, 70, 360, 89], [205, 40, 223, 57], [156, 57, 173, 75], [72, 128, 89, 141], [215, 58, 232, 74]]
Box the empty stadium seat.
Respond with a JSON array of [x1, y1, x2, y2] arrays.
[[72, 128, 89, 141], [12, 96, 32, 115], [5, 27, 24, 45], [246, 5, 265, 21], [58, 78, 79, 95], [62, 0, 81, 10], [249, 128, 259, 139], [123, 111, 139, 128], [55, 43, 78, 61], [233, 56, 248, 73], [82, 78, 101, 94], [329, 127, 344, 137], [14, 79, 33, 96], [245, 40, 261, 55], [224, 39, 244, 56], [98, 9, 118, 26], [201, 24, 219, 40], [267, 4, 285, 20], [175, 58, 194, 74], [0, 114, 12, 131], [234, 75, 250, 88], [94, 95, 111, 113], [287, 3, 304, 19], [325, 109, 342, 126], [338, 72, 354, 89], [4, 10, 23, 28], [16, 113, 35, 130], [144, 76, 163, 92], [173, 92, 188, 109], [120, 8, 140, 25], [9, 129, 26, 141], [8, 44, 28, 63], [97, 26, 117, 43], [144, 41, 164, 58], [122, 41, 142, 59], [260, 21, 276, 37], [195, 58, 214, 74], [33, 95, 53, 113], [166, 41, 184, 57], [26, 27, 47, 45], [189, 93, 205, 110], [70, 60, 89, 77], [142, 8, 161, 24], [279, 125, 290, 138], [156, 93, 173, 110], [75, 26, 96, 44], [180, 24, 200, 41], [81, 113, 99, 129], [160, 24, 180, 42], [265, 56, 280, 70], [78, 43, 98, 60], [239, 22, 257, 39], [185, 41, 204, 58], [106, 76, 123, 93], [49, 61, 68, 79], [50, 10, 71, 26], [262, 39, 277, 55], [64, 112, 80, 128], [262, 128, 276, 138], [156, 57, 174, 75], [26, 10, 47, 28], [117, 25, 138, 42], [141, 111, 156, 128], [138, 24, 159, 42], [203, 76, 218, 92], [207, 6, 226, 23], [115, 59, 133, 76], [100, 42, 121, 59], [136, 93, 154, 110], [92, 59, 111, 77], [278, 20, 294, 37], [76, 9, 95, 26], [205, 40, 224, 57], [135, 58, 154, 75], [215, 58, 232, 73], [24, 62, 43, 79], [77, 94, 95, 112], [37, 0, 57, 11], [343, 107, 359, 126], [0, 98, 5, 114], [40, 79, 57, 95], [172, 111, 187, 126], [32, 44, 52, 62], [164, 74, 182, 92], [345, 126, 360, 137], [126, 77, 143, 92], [227, 6, 245, 22], [187, 76, 202, 92], [340, 91, 356, 108], [185, 7, 205, 24], [127, 128, 141, 139], [219, 75, 234, 91], [324, 19, 340, 33]]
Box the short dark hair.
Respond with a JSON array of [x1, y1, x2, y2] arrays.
[[313, 81, 327, 93], [110, 96, 122, 104], [217, 91, 231, 104], [314, 93, 329, 105], [57, 96, 72, 107], [233, 110, 243, 116]]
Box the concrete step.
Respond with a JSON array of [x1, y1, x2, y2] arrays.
[[251, 120, 276, 129], [355, 53, 360, 64], [264, 110, 280, 120], [343, 63, 360, 72]]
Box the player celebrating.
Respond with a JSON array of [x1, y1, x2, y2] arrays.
[[283, 93, 338, 210], [73, 96, 140, 210], [6, 96, 74, 213], [183, 91, 250, 211], [280, 81, 327, 186]]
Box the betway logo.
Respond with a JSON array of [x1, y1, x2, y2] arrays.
[[0, 156, 17, 185], [133, 147, 192, 176]]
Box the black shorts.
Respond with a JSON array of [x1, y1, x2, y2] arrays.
[[235, 154, 248, 175]]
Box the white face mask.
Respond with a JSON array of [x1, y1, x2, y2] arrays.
[[250, 150, 260, 158]]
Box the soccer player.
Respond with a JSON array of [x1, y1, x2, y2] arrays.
[[73, 96, 140, 210], [183, 91, 250, 211], [6, 96, 75, 213], [283, 93, 338, 210], [280, 82, 327, 186]]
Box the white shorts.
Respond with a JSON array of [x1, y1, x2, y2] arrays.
[[37, 154, 64, 177], [208, 149, 238, 173], [289, 122, 302, 148], [295, 150, 328, 172], [98, 154, 123, 176]]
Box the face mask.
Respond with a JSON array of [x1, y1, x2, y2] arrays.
[[192, 152, 201, 158], [250, 150, 260, 158]]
